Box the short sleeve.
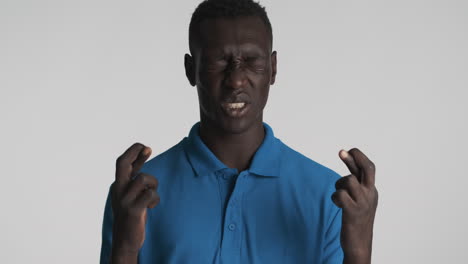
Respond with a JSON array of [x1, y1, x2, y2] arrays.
[[322, 205, 344, 264], [100, 185, 114, 264]]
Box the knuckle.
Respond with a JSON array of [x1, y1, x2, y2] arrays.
[[145, 188, 154, 196], [151, 178, 159, 189], [142, 173, 158, 188], [334, 178, 341, 189], [139, 172, 150, 180], [342, 178, 352, 189], [139, 188, 151, 198], [132, 142, 144, 148], [131, 143, 145, 153], [336, 189, 347, 200], [150, 191, 159, 201], [331, 191, 337, 199], [131, 174, 145, 186], [349, 174, 359, 184], [336, 175, 355, 190], [117, 143, 145, 163], [148, 194, 160, 209], [331, 192, 340, 204], [349, 148, 360, 154], [139, 174, 151, 185], [135, 174, 146, 185]]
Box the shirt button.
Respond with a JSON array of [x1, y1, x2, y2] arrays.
[[228, 223, 236, 231]]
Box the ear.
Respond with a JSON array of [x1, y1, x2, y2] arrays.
[[184, 53, 196, 86], [270, 51, 277, 85]]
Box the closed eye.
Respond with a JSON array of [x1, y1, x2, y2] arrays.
[[245, 57, 266, 72]]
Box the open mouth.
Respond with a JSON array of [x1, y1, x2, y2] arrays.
[[221, 102, 250, 118]]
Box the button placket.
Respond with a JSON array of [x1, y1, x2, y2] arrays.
[[219, 172, 247, 264]]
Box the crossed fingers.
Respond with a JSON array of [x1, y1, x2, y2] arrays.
[[113, 143, 159, 209], [332, 148, 376, 209]]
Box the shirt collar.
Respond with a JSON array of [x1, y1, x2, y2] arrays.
[[184, 122, 282, 178]]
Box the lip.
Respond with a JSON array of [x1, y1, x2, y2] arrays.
[[221, 102, 251, 118], [222, 93, 251, 104]]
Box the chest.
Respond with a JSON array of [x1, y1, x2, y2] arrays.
[[139, 172, 324, 264]]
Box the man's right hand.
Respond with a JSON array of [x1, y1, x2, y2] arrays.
[[110, 143, 160, 262]]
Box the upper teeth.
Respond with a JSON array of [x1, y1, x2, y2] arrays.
[[227, 102, 245, 109]]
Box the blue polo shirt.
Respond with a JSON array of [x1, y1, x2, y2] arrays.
[[100, 122, 343, 264]]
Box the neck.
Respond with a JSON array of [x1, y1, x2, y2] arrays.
[[199, 118, 265, 172]]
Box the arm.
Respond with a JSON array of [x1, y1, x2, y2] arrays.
[[333, 148, 378, 264]]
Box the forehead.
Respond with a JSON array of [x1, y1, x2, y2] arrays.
[[197, 16, 271, 54]]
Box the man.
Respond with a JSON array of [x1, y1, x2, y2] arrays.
[[100, 0, 378, 263]]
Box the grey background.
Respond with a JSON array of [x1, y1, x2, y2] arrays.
[[1, 0, 467, 263]]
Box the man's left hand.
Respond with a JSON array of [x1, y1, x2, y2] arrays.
[[332, 148, 378, 263]]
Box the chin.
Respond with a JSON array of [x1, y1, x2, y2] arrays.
[[218, 113, 264, 135], [201, 107, 262, 135], [219, 119, 252, 134]]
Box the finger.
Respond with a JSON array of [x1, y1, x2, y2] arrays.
[[130, 146, 152, 179], [348, 148, 376, 187], [339, 149, 361, 181], [331, 189, 355, 209], [122, 173, 158, 205], [115, 143, 147, 185], [335, 174, 364, 203], [134, 188, 160, 209], [147, 191, 160, 209]]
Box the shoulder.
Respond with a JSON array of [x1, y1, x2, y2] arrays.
[[275, 138, 341, 220], [139, 138, 189, 175], [278, 139, 341, 186]]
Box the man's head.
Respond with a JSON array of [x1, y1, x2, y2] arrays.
[[185, 0, 277, 134], [188, 0, 273, 56]]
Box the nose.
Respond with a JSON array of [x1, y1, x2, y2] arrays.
[[225, 63, 247, 90]]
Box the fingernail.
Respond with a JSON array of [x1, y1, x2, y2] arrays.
[[143, 147, 152, 156], [339, 149, 349, 159]]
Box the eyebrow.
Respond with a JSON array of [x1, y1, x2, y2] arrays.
[[213, 44, 267, 58]]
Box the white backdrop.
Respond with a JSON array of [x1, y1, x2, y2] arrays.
[[1, 0, 467, 263]]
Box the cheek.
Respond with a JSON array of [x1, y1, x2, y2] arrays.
[[250, 75, 271, 107], [196, 83, 222, 118], [198, 72, 222, 95], [197, 85, 213, 108], [259, 88, 270, 109]]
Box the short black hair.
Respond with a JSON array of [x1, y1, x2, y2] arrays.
[[189, 0, 273, 55]]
